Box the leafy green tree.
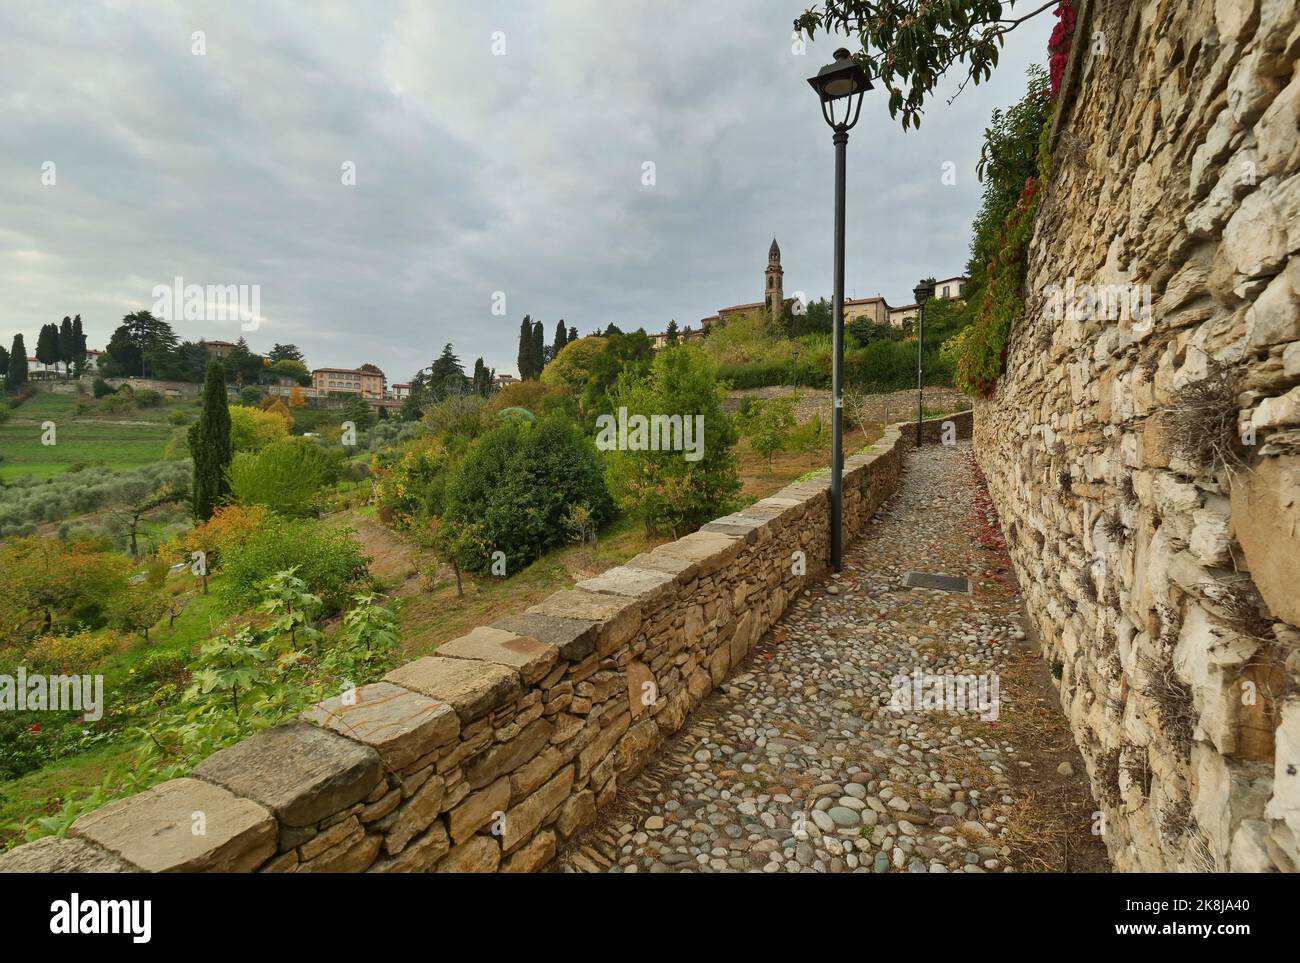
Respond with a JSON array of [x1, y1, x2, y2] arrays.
[[739, 396, 797, 470], [605, 344, 741, 536], [800, 297, 833, 337], [0, 344, 9, 387], [793, 0, 1059, 130], [7, 334, 28, 390], [269, 358, 310, 385], [567, 325, 578, 343], [109, 483, 189, 557], [579, 329, 653, 426], [190, 361, 233, 521]]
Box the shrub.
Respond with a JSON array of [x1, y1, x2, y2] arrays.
[[443, 413, 613, 573], [227, 438, 332, 517], [239, 385, 264, 406], [488, 380, 575, 418], [228, 404, 290, 452], [218, 517, 369, 613], [92, 378, 114, 398], [20, 629, 125, 674], [98, 393, 133, 414], [422, 394, 489, 447], [0, 402, 9, 424], [605, 345, 741, 536], [373, 439, 455, 528], [135, 388, 163, 407], [183, 504, 269, 568]]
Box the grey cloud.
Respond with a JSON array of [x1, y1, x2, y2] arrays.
[[0, 0, 1054, 380]]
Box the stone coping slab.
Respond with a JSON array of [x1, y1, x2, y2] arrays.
[[438, 625, 559, 686], [302, 681, 460, 771], [647, 530, 742, 579], [0, 835, 134, 873], [72, 777, 276, 872], [575, 565, 679, 610], [386, 656, 522, 722], [525, 589, 642, 654], [491, 613, 599, 662], [193, 722, 382, 828]]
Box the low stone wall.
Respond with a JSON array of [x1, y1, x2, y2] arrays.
[[974, 0, 1299, 871], [0, 414, 971, 874]]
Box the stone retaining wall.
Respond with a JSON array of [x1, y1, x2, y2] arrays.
[[973, 0, 1299, 871], [0, 412, 972, 873]]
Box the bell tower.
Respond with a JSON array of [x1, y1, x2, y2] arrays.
[[765, 237, 784, 317]]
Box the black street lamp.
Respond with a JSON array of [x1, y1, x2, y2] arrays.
[[913, 279, 935, 447], [808, 48, 870, 573]]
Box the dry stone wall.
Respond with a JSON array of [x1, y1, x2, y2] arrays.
[[974, 0, 1299, 871], [0, 412, 972, 873]]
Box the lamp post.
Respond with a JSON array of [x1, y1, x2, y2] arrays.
[[913, 279, 934, 447], [808, 48, 870, 573]]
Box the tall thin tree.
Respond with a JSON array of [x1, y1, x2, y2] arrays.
[[552, 319, 568, 361], [57, 317, 74, 378], [517, 315, 535, 380], [189, 360, 233, 521], [532, 319, 545, 376], [71, 315, 87, 377], [7, 334, 27, 389]]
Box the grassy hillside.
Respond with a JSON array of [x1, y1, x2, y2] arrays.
[[0, 392, 192, 480]]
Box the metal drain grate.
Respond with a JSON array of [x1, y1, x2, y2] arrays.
[[903, 571, 971, 593]]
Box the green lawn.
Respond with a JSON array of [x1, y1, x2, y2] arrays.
[[0, 391, 190, 480]]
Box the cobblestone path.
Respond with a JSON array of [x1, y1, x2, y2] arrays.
[[559, 440, 1096, 873]]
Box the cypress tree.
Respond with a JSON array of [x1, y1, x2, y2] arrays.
[[517, 315, 534, 380], [8, 334, 28, 389], [58, 317, 74, 377], [532, 319, 545, 376], [71, 315, 87, 375], [0, 344, 8, 385], [552, 319, 567, 360], [36, 323, 59, 373], [189, 360, 232, 521]]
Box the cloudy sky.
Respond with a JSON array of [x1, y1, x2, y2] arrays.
[[1, 1, 1053, 382]]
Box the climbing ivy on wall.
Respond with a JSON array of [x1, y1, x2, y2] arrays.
[[954, 1, 1075, 398]]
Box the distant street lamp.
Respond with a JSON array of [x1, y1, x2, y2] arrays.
[[913, 279, 935, 447], [808, 48, 870, 573]]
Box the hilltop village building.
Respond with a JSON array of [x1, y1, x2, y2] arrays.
[[648, 240, 966, 348]]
